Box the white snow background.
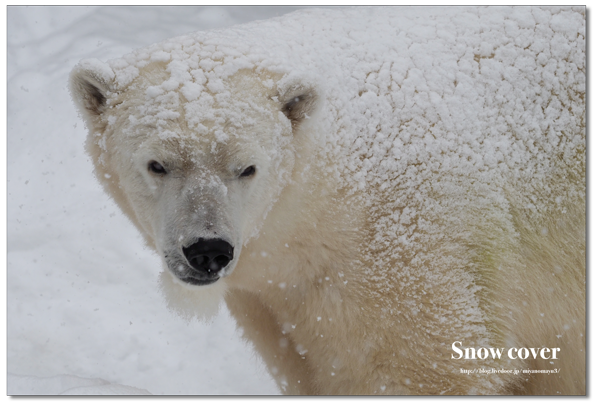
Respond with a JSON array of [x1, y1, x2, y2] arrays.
[[6, 5, 319, 396]]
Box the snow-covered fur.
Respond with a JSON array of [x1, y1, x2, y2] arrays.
[[69, 7, 585, 395]]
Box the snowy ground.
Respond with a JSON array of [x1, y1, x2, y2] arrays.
[[6, 5, 319, 396]]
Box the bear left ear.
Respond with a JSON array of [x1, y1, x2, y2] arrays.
[[280, 85, 319, 130], [69, 59, 115, 127]]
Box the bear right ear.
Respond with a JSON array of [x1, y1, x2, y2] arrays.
[[279, 84, 319, 131], [69, 59, 115, 124]]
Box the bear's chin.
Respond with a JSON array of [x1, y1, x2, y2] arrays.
[[158, 270, 228, 323]]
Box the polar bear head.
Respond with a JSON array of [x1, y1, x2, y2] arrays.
[[70, 58, 320, 296]]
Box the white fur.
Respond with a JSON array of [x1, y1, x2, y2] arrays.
[[69, 7, 586, 395], [157, 269, 226, 322]]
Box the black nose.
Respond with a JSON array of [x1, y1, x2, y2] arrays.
[[182, 238, 234, 278]]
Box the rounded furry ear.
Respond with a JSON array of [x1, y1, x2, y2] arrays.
[[279, 83, 319, 130], [69, 59, 115, 123]]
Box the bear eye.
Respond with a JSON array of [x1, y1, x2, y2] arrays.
[[148, 160, 167, 175], [240, 165, 256, 178]]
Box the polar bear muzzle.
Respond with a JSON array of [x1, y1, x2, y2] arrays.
[[181, 238, 234, 285]]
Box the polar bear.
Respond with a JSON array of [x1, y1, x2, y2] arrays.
[[69, 7, 585, 395]]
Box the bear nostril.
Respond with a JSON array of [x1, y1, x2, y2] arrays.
[[213, 255, 231, 270]]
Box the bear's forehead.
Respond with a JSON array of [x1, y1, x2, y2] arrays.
[[127, 121, 264, 155], [109, 63, 283, 145]]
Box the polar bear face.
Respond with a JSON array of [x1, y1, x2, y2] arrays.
[[70, 62, 319, 288], [121, 120, 284, 287]]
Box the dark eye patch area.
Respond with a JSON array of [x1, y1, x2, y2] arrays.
[[240, 165, 256, 178], [148, 161, 167, 175]]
